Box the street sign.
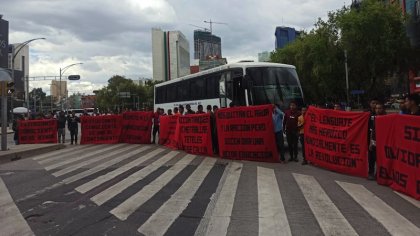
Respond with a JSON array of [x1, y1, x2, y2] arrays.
[[68, 75, 80, 80], [351, 90, 365, 95]]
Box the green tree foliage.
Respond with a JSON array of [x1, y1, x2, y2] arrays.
[[271, 0, 411, 104], [95, 75, 161, 112], [29, 88, 46, 100]]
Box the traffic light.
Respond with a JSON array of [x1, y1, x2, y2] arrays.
[[0, 82, 15, 96]]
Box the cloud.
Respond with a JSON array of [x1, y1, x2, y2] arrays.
[[3, 0, 348, 95]]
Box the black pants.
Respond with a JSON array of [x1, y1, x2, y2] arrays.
[[152, 125, 159, 143], [368, 148, 376, 175], [275, 132, 285, 161], [300, 134, 305, 161], [70, 129, 78, 144], [286, 132, 299, 160]]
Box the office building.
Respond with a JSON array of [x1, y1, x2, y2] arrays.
[[152, 28, 190, 81], [50, 80, 67, 102], [194, 30, 222, 60], [8, 44, 29, 99], [258, 51, 270, 62], [275, 26, 301, 49]]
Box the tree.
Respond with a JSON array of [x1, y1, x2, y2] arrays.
[[271, 0, 411, 105]]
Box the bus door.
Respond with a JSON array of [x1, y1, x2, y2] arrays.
[[220, 70, 246, 107], [232, 71, 246, 106]]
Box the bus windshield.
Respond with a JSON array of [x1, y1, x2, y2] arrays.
[[246, 67, 304, 108]]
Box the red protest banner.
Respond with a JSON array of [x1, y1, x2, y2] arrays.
[[159, 115, 180, 149], [216, 105, 279, 162], [18, 119, 57, 144], [178, 113, 213, 156], [305, 106, 369, 178], [120, 112, 153, 144], [81, 115, 122, 144], [376, 114, 420, 200]]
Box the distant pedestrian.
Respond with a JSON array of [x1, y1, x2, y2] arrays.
[[152, 108, 161, 144], [283, 101, 301, 162], [196, 104, 205, 114], [167, 109, 173, 116], [179, 105, 185, 115], [186, 104, 195, 114], [174, 107, 180, 116], [213, 105, 219, 113], [57, 111, 67, 143], [206, 105, 212, 114], [67, 111, 80, 145], [298, 107, 307, 165], [368, 102, 386, 180], [273, 104, 285, 162], [404, 94, 420, 116], [12, 115, 23, 145]]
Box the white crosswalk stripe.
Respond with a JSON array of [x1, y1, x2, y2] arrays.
[[337, 181, 420, 236], [52, 145, 133, 177], [32, 145, 92, 161], [138, 158, 216, 236], [38, 145, 101, 165], [294, 173, 358, 236], [259, 167, 291, 236], [30, 145, 420, 236], [109, 154, 197, 219], [44, 144, 124, 170]]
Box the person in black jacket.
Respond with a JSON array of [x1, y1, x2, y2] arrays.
[[67, 111, 80, 145], [57, 111, 67, 143]]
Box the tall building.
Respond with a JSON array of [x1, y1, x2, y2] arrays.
[[194, 30, 222, 60], [8, 44, 29, 99], [152, 28, 190, 81], [258, 51, 270, 62], [275, 26, 301, 49], [50, 80, 67, 102]]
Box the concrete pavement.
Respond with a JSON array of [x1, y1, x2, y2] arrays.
[[0, 144, 418, 236]]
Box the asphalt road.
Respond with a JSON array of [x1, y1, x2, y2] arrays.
[[0, 144, 419, 236]]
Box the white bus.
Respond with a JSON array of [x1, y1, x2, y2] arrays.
[[154, 62, 304, 112]]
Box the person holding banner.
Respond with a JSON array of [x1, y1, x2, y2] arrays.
[[196, 105, 205, 114], [68, 111, 81, 145], [283, 101, 301, 162], [298, 107, 307, 165], [273, 104, 286, 162], [152, 108, 161, 144], [179, 105, 185, 115], [404, 94, 420, 116], [368, 102, 386, 180]]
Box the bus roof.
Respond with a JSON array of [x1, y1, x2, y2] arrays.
[[155, 62, 296, 87]]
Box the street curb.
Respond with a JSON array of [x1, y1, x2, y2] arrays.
[[0, 144, 66, 165]]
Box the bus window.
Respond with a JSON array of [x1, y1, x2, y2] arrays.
[[233, 75, 246, 106], [219, 74, 227, 108]]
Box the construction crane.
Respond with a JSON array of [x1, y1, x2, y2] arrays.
[[188, 24, 210, 32], [203, 19, 228, 34]]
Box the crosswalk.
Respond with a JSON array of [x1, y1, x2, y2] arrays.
[[29, 144, 420, 236]]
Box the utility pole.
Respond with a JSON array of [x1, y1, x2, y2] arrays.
[[345, 50, 350, 110]]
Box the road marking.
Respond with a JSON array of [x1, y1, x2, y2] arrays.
[[138, 158, 216, 236], [76, 149, 176, 194], [33, 145, 91, 161], [202, 162, 242, 236], [91, 154, 195, 206], [38, 145, 101, 165], [109, 154, 196, 220], [44, 144, 124, 170], [293, 174, 357, 236], [51, 145, 133, 177], [62, 146, 154, 184], [337, 181, 420, 236], [0, 178, 35, 236], [258, 167, 291, 236], [394, 191, 420, 209]]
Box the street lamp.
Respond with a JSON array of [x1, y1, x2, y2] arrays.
[[59, 63, 83, 110], [10, 37, 46, 119]]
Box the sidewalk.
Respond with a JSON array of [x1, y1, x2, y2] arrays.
[[0, 143, 66, 164]]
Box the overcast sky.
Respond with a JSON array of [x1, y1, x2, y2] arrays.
[[3, 0, 347, 95]]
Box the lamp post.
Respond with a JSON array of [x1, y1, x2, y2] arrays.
[[59, 63, 83, 111], [10, 38, 46, 119]]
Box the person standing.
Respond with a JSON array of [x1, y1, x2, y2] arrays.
[[186, 104, 195, 114], [57, 111, 67, 143], [196, 104, 205, 114], [273, 104, 285, 162], [152, 108, 161, 144], [12, 115, 23, 145], [298, 107, 307, 165], [283, 101, 301, 162], [206, 105, 212, 114], [368, 102, 386, 180], [67, 111, 80, 145], [404, 94, 420, 116]]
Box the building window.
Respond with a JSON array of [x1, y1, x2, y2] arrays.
[[416, 0, 420, 17]]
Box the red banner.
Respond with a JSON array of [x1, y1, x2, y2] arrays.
[[216, 105, 279, 162], [159, 115, 180, 149], [376, 114, 420, 200], [81, 115, 122, 144], [18, 119, 57, 144], [120, 112, 153, 144], [178, 114, 213, 156], [305, 106, 369, 177]]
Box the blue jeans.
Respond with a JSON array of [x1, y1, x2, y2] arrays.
[[275, 132, 285, 161]]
